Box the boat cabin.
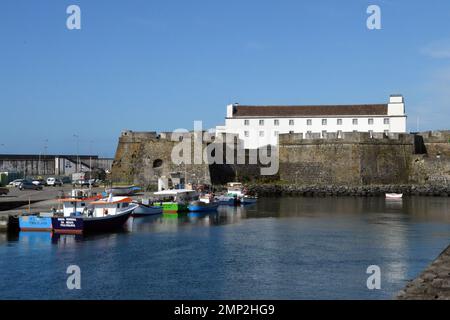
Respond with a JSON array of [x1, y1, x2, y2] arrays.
[[89, 197, 133, 218], [154, 189, 199, 203], [227, 182, 244, 197]]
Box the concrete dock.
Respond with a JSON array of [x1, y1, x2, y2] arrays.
[[397, 245, 450, 300]]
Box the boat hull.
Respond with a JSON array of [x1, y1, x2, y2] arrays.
[[241, 197, 258, 205], [53, 207, 134, 234], [216, 197, 240, 206], [52, 217, 84, 235], [105, 187, 138, 196], [83, 210, 133, 233], [162, 202, 189, 213], [132, 204, 163, 217], [19, 216, 52, 232], [188, 202, 219, 212]]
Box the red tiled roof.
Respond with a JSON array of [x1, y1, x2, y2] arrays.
[[231, 104, 388, 117]]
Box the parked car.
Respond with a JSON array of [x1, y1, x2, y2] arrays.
[[73, 179, 98, 187], [46, 177, 63, 187], [8, 179, 25, 187], [19, 180, 43, 191], [0, 187, 9, 196], [32, 179, 46, 186]]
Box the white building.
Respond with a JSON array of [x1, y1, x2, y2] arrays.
[[216, 95, 407, 148]]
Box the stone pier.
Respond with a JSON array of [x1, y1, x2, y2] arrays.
[[397, 245, 450, 300]]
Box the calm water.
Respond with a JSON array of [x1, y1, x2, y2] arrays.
[[1, 196, 450, 300]]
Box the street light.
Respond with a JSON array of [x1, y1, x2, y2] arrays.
[[73, 134, 79, 172]]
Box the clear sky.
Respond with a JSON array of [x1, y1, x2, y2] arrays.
[[1, 0, 450, 157]]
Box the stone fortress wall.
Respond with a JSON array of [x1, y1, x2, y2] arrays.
[[110, 129, 450, 187]]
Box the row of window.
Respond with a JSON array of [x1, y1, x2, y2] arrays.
[[243, 130, 390, 138], [244, 118, 390, 126]]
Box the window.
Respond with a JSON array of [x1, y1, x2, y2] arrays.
[[244, 120, 250, 126], [274, 119, 279, 126], [368, 118, 374, 125], [307, 119, 312, 126], [352, 119, 358, 125], [322, 130, 327, 138], [274, 131, 279, 136], [244, 131, 249, 137], [289, 119, 294, 126], [152, 159, 163, 168], [384, 118, 390, 125], [259, 120, 264, 126], [259, 131, 264, 137], [322, 119, 327, 125], [289, 130, 294, 134], [337, 119, 343, 125], [307, 130, 312, 135]]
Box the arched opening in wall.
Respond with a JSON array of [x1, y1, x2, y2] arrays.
[[153, 159, 163, 168]]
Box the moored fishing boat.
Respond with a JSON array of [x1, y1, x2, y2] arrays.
[[153, 189, 198, 213], [217, 182, 258, 206], [132, 202, 163, 217], [240, 195, 258, 205], [188, 200, 219, 212], [52, 195, 138, 234], [105, 186, 141, 196], [19, 214, 53, 232], [215, 194, 240, 206]]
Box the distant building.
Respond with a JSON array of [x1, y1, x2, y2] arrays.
[[0, 154, 114, 177], [216, 95, 407, 148]]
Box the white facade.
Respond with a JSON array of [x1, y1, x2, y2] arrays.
[[216, 95, 407, 149]]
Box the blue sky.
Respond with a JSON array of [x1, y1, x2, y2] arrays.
[[1, 0, 450, 157]]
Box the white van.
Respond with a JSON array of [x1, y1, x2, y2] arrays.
[[46, 177, 63, 187]]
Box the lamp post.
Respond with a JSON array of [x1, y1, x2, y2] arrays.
[[73, 134, 79, 172], [89, 140, 93, 181]]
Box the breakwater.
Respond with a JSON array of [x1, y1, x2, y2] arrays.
[[397, 245, 450, 300], [246, 184, 450, 197]]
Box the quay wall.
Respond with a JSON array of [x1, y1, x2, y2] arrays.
[[278, 132, 414, 185]]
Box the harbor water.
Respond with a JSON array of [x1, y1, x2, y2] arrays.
[[1, 196, 450, 300]]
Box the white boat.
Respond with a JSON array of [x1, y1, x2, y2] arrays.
[[385, 193, 403, 199], [132, 203, 163, 217], [215, 194, 238, 205], [53, 195, 138, 234], [105, 186, 140, 196], [240, 195, 258, 205], [225, 182, 258, 205]]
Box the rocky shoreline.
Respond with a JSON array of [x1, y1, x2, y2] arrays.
[[397, 245, 450, 300], [245, 183, 450, 197]]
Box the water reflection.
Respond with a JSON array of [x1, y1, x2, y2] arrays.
[[2, 197, 450, 299]]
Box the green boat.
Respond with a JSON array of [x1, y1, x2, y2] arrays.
[[161, 202, 189, 213], [154, 189, 198, 214]]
